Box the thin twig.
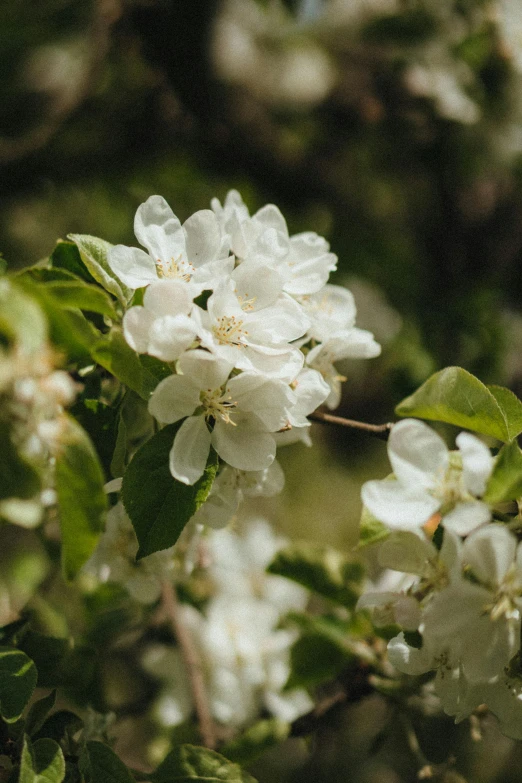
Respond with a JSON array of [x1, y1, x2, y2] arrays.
[[309, 410, 393, 441], [161, 580, 217, 749]]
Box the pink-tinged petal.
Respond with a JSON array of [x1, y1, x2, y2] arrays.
[[462, 524, 517, 584], [361, 479, 440, 530], [147, 315, 197, 362], [109, 245, 157, 289], [388, 419, 449, 490], [123, 307, 155, 353], [212, 422, 276, 471], [183, 209, 222, 267], [442, 500, 490, 536], [456, 432, 493, 496], [170, 416, 211, 485], [148, 375, 199, 423], [178, 350, 233, 390], [134, 196, 183, 262], [143, 279, 193, 317]]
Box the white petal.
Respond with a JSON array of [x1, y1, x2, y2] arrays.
[[456, 432, 494, 496], [178, 350, 233, 391], [387, 632, 434, 675], [442, 500, 490, 536], [232, 261, 284, 310], [228, 374, 295, 431], [147, 315, 197, 362], [361, 479, 440, 530], [377, 531, 436, 575], [134, 195, 183, 262], [253, 204, 288, 236], [388, 419, 449, 490], [170, 416, 212, 485], [183, 209, 222, 267], [246, 295, 310, 343], [288, 368, 330, 426], [462, 523, 517, 584], [330, 328, 381, 359], [109, 244, 157, 289], [461, 616, 517, 683], [143, 279, 193, 317], [123, 307, 155, 353], [212, 422, 276, 471], [148, 375, 199, 423]]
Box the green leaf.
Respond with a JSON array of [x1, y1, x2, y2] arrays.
[[484, 439, 522, 504], [19, 736, 65, 783], [286, 631, 351, 691], [42, 280, 119, 319], [110, 392, 154, 479], [68, 234, 133, 308], [16, 278, 101, 363], [25, 690, 56, 737], [151, 744, 258, 783], [221, 719, 289, 765], [55, 416, 107, 579], [0, 647, 37, 723], [50, 240, 97, 284], [267, 543, 363, 608], [18, 633, 70, 689], [92, 330, 166, 400], [487, 386, 522, 442], [395, 366, 522, 442], [0, 279, 47, 353], [0, 422, 41, 501], [32, 710, 83, 745], [122, 422, 219, 558], [79, 741, 135, 783], [358, 504, 390, 549]]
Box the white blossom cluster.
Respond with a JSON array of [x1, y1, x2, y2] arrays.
[[142, 518, 313, 728], [82, 501, 175, 604], [359, 418, 522, 739], [109, 190, 379, 525], [0, 341, 77, 528]]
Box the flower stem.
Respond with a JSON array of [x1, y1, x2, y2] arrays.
[[160, 580, 217, 749], [309, 409, 393, 441]]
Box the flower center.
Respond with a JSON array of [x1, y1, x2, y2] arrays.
[[485, 567, 522, 621], [156, 254, 195, 282], [430, 463, 465, 510], [201, 387, 238, 425], [212, 315, 248, 346]]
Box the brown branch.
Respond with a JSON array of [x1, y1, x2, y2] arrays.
[[309, 410, 393, 441], [160, 580, 217, 749]]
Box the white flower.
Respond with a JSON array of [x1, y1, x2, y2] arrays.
[[148, 351, 297, 484], [423, 524, 522, 683], [192, 461, 285, 529], [192, 278, 308, 380], [82, 502, 174, 604], [361, 419, 493, 535], [211, 190, 337, 295], [306, 330, 381, 409], [109, 195, 232, 293], [122, 279, 197, 361]]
